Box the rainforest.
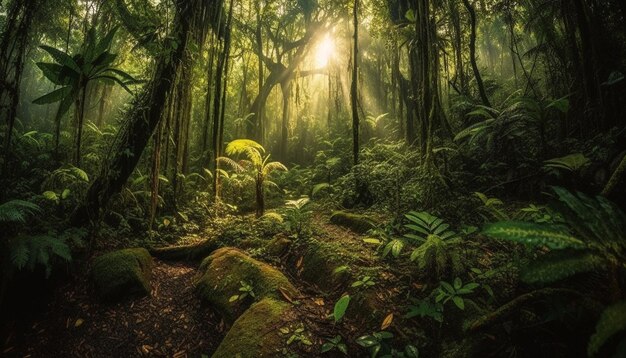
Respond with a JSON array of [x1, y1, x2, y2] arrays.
[[1, 0, 626, 357]]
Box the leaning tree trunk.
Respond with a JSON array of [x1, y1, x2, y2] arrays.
[[70, 0, 195, 226]]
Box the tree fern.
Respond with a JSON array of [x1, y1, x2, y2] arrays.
[[9, 234, 72, 277]]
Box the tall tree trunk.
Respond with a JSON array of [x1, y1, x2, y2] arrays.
[[462, 0, 491, 107], [0, 0, 39, 176], [351, 0, 359, 166], [71, 0, 199, 225], [212, 0, 233, 201], [255, 1, 265, 143], [279, 80, 292, 161]]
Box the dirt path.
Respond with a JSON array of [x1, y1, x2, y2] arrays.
[[3, 260, 222, 358]]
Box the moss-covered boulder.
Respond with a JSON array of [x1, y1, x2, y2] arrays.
[[195, 247, 298, 321], [265, 235, 292, 256], [212, 298, 293, 357], [330, 211, 377, 233], [288, 238, 352, 291], [150, 237, 220, 261], [91, 248, 153, 302]]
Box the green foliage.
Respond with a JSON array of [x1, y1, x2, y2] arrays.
[[543, 153, 590, 173], [401, 212, 463, 280], [34, 27, 137, 119], [281, 197, 312, 236], [321, 335, 348, 355], [228, 280, 256, 302], [351, 275, 376, 289], [482, 187, 626, 285], [474, 192, 509, 221], [280, 324, 312, 346], [588, 301, 626, 357], [9, 233, 72, 277], [435, 278, 480, 310], [218, 139, 287, 216], [482, 221, 584, 250], [0, 200, 41, 224], [405, 298, 443, 322], [404, 211, 459, 243], [333, 294, 351, 322], [355, 331, 394, 358]]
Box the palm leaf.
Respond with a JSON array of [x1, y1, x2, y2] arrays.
[[263, 161, 288, 176], [39, 45, 80, 73], [33, 86, 72, 105]]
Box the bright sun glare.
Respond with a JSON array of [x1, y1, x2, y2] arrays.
[[315, 34, 335, 68]]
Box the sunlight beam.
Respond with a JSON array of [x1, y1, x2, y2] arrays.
[[315, 34, 335, 68]]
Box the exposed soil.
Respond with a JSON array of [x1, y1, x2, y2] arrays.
[[2, 260, 222, 358]]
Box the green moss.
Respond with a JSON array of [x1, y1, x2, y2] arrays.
[[212, 298, 292, 358], [91, 248, 153, 302], [330, 211, 376, 233], [265, 235, 292, 256], [150, 237, 220, 261], [289, 238, 352, 291], [195, 247, 298, 321]]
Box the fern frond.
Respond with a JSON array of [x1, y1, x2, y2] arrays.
[[0, 200, 41, 224], [225, 139, 265, 155], [482, 221, 585, 250], [312, 183, 331, 197], [10, 240, 29, 269], [543, 153, 589, 172], [217, 157, 245, 173], [263, 161, 288, 176]]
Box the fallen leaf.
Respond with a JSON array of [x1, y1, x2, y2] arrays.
[[314, 298, 325, 306], [279, 287, 294, 303], [74, 318, 84, 328], [296, 256, 303, 269], [141, 344, 152, 354], [381, 313, 393, 330]]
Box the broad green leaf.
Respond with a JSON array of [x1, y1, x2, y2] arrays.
[[33, 86, 72, 105], [521, 250, 606, 284], [452, 296, 465, 310], [482, 221, 585, 250], [39, 45, 80, 73], [588, 301, 626, 356], [333, 295, 350, 322]]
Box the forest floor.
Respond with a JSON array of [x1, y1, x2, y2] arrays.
[[2, 211, 410, 357], [2, 260, 223, 357]]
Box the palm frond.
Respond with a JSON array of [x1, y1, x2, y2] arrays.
[[263, 161, 288, 176], [217, 157, 245, 173]]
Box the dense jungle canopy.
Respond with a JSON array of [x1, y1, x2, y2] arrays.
[[1, 0, 626, 357]]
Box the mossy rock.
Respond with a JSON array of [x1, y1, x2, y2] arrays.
[[195, 247, 298, 321], [330, 211, 377, 233], [212, 298, 293, 357], [265, 235, 292, 256], [150, 237, 220, 261], [287, 238, 352, 291], [91, 248, 153, 302]]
